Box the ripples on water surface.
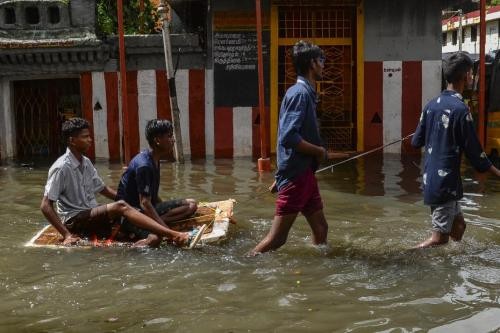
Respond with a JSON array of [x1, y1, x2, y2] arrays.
[[1, 154, 500, 332]]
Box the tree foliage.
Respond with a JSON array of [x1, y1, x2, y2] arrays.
[[96, 0, 159, 35]]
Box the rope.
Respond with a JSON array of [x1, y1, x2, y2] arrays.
[[168, 213, 215, 225], [315, 133, 415, 174], [234, 133, 416, 204]]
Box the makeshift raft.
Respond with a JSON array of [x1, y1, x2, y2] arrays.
[[25, 199, 235, 248]]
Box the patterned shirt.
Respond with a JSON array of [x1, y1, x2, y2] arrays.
[[411, 90, 492, 205], [44, 148, 105, 222]]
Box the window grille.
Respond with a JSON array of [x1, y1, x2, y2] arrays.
[[276, 5, 355, 150]]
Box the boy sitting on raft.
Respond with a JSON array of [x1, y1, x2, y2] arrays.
[[115, 119, 199, 247], [40, 118, 202, 247]]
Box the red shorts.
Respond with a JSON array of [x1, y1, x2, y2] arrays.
[[275, 168, 323, 216]]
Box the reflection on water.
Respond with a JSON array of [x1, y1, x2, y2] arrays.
[[1, 154, 500, 332]]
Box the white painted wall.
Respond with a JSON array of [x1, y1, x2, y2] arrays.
[[442, 18, 500, 54], [233, 107, 253, 157], [383, 61, 403, 154], [175, 69, 191, 157], [91, 72, 110, 160], [0, 79, 14, 159], [137, 70, 158, 151], [422, 60, 443, 107]]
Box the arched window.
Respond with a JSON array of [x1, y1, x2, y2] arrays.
[[4, 7, 16, 24], [25, 6, 40, 25], [48, 6, 60, 24]]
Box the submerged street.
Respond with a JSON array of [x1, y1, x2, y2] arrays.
[[1, 154, 499, 332]]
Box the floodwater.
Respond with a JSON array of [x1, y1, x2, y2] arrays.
[[1, 154, 500, 333]]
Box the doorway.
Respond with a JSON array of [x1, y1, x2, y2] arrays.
[[270, 2, 357, 151], [13, 78, 81, 160]]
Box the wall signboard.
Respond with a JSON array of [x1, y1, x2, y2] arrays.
[[214, 30, 269, 107]]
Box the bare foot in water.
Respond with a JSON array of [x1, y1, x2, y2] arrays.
[[414, 231, 449, 248], [133, 234, 161, 248]]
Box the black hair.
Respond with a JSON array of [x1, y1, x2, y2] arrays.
[[145, 119, 173, 147], [62, 117, 89, 141], [292, 40, 324, 76], [443, 51, 473, 84]]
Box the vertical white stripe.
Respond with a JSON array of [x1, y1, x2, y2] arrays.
[[0, 78, 14, 158], [175, 69, 191, 156], [205, 69, 215, 157], [383, 61, 403, 154], [233, 107, 253, 157], [422, 60, 442, 108], [138, 70, 157, 151], [91, 72, 109, 159]]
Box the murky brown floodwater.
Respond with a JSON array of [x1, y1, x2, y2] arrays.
[[1, 154, 500, 332]]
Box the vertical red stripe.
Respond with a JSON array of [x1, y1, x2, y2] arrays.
[[364, 62, 383, 150], [155, 70, 171, 121], [252, 106, 271, 158], [214, 107, 233, 158], [402, 61, 422, 153], [252, 107, 259, 158], [80, 72, 95, 160], [104, 72, 120, 162], [189, 69, 206, 158], [126, 71, 140, 157]]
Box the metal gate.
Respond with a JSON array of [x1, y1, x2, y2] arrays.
[[273, 4, 356, 150], [13, 79, 81, 159]]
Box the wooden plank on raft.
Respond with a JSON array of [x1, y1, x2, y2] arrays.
[[25, 199, 235, 249]]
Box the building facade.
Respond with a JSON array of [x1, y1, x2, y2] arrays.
[[442, 5, 500, 55], [0, 0, 445, 162]]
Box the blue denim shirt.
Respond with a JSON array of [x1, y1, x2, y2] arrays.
[[275, 76, 323, 190], [411, 90, 492, 205]]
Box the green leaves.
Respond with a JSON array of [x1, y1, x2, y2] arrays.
[[96, 0, 159, 36]]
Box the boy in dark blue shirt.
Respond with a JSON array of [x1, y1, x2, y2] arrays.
[[116, 119, 198, 247], [412, 52, 500, 248], [250, 40, 346, 255]]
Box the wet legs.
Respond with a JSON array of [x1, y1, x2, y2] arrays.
[[249, 213, 297, 255], [249, 209, 328, 255], [416, 214, 466, 248], [106, 200, 188, 246], [450, 214, 466, 241], [304, 209, 328, 245]]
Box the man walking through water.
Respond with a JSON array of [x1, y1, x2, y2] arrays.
[[411, 52, 500, 248], [250, 40, 346, 255]]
